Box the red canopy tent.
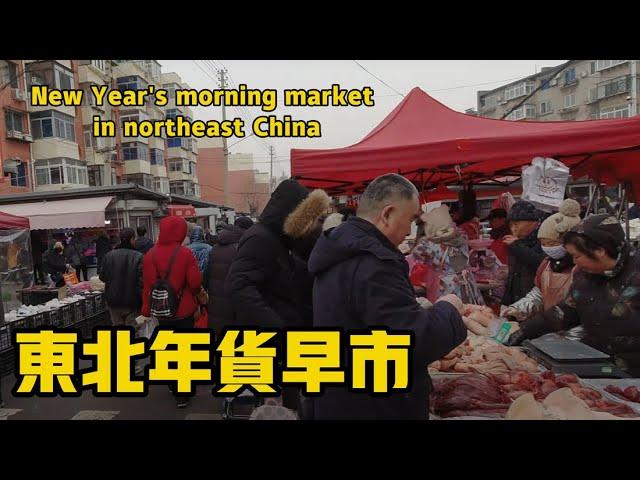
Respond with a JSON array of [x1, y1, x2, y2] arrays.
[[0, 210, 30, 230], [291, 87, 640, 197]]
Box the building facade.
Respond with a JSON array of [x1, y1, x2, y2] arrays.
[[0, 60, 202, 200], [477, 60, 639, 122]]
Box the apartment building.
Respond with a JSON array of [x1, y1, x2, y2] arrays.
[[161, 72, 200, 199], [0, 60, 32, 194], [477, 60, 639, 121], [25, 60, 88, 192]]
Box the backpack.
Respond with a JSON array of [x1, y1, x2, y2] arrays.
[[150, 247, 182, 320]]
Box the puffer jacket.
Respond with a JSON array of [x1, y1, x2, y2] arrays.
[[502, 227, 545, 305], [519, 247, 640, 375], [99, 245, 143, 310], [187, 226, 213, 278], [141, 216, 202, 321]]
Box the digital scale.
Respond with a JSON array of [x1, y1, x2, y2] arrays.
[[522, 333, 631, 379]]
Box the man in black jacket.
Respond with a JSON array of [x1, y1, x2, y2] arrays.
[[99, 228, 143, 327], [227, 179, 317, 328], [309, 173, 467, 420], [206, 217, 253, 332], [502, 201, 545, 305]]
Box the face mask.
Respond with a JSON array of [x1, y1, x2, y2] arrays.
[[542, 245, 566, 260]]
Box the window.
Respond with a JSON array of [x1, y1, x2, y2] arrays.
[[56, 68, 73, 90], [165, 108, 179, 120], [539, 101, 552, 115], [117, 75, 147, 91], [564, 94, 576, 108], [189, 161, 196, 175], [600, 105, 631, 119], [10, 162, 27, 187], [90, 60, 105, 71], [540, 78, 551, 90], [163, 83, 180, 100], [154, 177, 170, 194], [596, 76, 631, 100], [505, 104, 536, 121], [0, 61, 18, 88], [590, 61, 597, 74], [150, 149, 164, 166], [170, 181, 186, 195], [88, 165, 103, 186], [169, 159, 185, 172], [5, 110, 24, 133], [564, 68, 576, 85], [596, 60, 627, 72], [66, 165, 78, 184], [167, 137, 190, 149], [504, 81, 535, 101], [30, 111, 75, 141], [122, 142, 149, 161]]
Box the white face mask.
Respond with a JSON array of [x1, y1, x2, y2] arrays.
[[542, 245, 566, 260]]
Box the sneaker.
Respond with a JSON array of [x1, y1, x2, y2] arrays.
[[176, 398, 190, 408]]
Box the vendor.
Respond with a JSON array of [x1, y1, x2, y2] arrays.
[[502, 201, 545, 305], [507, 214, 640, 376], [502, 199, 582, 321], [409, 205, 484, 304], [484, 208, 510, 264], [44, 241, 70, 288]]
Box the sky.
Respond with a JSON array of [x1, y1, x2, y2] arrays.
[[159, 60, 565, 179]]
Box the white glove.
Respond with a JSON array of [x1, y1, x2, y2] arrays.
[[501, 306, 525, 321], [436, 294, 464, 315]]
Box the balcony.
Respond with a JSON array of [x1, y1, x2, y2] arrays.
[[150, 165, 167, 178], [591, 75, 632, 102], [124, 173, 154, 189], [78, 64, 107, 85], [32, 138, 80, 161], [167, 147, 189, 160], [124, 160, 151, 176]]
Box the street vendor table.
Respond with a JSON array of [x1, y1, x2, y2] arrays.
[[18, 286, 65, 306]]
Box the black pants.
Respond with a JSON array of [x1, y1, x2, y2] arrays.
[[74, 264, 88, 282], [157, 316, 195, 399], [33, 263, 45, 285]]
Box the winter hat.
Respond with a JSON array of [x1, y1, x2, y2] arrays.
[[508, 201, 540, 222], [234, 216, 254, 230], [567, 213, 626, 256], [538, 199, 582, 241], [420, 205, 457, 242]]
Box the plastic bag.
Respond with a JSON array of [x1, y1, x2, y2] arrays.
[[63, 270, 79, 285], [194, 306, 208, 329], [521, 157, 570, 213], [135, 315, 159, 339]]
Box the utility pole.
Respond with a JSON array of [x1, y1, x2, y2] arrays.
[[217, 67, 229, 205], [269, 145, 275, 193], [631, 60, 638, 117]]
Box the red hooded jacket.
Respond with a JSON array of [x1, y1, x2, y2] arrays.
[[141, 216, 202, 320]]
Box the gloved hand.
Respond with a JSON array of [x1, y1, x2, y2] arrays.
[[505, 328, 527, 346], [436, 294, 464, 315], [502, 306, 524, 321]]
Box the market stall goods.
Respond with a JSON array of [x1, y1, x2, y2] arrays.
[[506, 389, 636, 420], [604, 385, 640, 404], [430, 374, 511, 418], [428, 335, 539, 375], [461, 304, 519, 337]]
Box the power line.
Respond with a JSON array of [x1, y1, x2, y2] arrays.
[[353, 60, 405, 97]]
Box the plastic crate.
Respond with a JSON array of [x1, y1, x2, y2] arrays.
[[42, 309, 62, 328], [82, 294, 97, 317], [0, 348, 15, 378], [82, 311, 110, 338], [71, 300, 85, 324], [59, 305, 74, 327], [29, 312, 46, 330], [94, 293, 106, 312], [0, 325, 10, 351]]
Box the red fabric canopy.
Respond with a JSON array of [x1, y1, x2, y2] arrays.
[[0, 210, 30, 230], [291, 87, 640, 194]]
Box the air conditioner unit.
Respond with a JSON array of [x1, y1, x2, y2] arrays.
[[580, 71, 588, 78], [22, 133, 33, 142], [7, 130, 23, 140], [11, 89, 27, 102]]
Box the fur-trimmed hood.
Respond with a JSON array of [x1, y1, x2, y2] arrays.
[[259, 179, 309, 235], [284, 189, 331, 239]]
